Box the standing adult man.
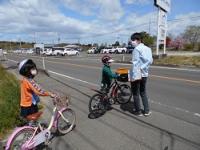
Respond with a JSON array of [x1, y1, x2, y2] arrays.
[[129, 32, 153, 116]]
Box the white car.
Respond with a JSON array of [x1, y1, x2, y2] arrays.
[[52, 47, 64, 56], [41, 48, 53, 56], [3, 51, 8, 55], [61, 48, 79, 56], [101, 47, 112, 54], [26, 49, 34, 54], [87, 47, 96, 54], [115, 47, 127, 53], [109, 48, 118, 53]]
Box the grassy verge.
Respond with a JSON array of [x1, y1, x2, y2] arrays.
[[153, 56, 200, 68], [0, 64, 21, 139]]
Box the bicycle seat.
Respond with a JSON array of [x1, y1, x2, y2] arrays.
[[26, 111, 43, 121]]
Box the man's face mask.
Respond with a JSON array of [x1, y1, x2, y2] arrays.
[[31, 69, 37, 76]]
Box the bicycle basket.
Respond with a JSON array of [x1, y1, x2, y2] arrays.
[[54, 94, 70, 108], [116, 68, 129, 82]]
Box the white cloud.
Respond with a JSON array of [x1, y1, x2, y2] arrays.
[[0, 0, 126, 43], [61, 0, 100, 16], [0, 0, 96, 41], [98, 0, 124, 21], [61, 0, 124, 21], [123, 11, 200, 38], [168, 12, 200, 36], [0, 0, 199, 44], [122, 11, 157, 35]]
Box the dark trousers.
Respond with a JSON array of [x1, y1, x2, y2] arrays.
[[20, 104, 38, 118], [131, 77, 150, 113]]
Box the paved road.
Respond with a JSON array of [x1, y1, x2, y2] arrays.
[[2, 53, 200, 150]]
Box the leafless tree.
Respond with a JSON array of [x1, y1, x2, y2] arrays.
[[182, 25, 200, 50]]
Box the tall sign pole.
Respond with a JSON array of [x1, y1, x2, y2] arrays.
[[156, 8, 160, 55], [154, 0, 170, 56]]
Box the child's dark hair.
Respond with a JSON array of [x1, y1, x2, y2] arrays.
[[131, 32, 143, 42], [19, 59, 37, 78]]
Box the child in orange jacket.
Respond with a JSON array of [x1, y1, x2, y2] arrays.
[[18, 59, 54, 118]]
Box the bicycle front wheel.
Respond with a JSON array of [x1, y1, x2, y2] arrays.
[[116, 84, 132, 104], [57, 108, 76, 134], [89, 94, 106, 113], [8, 127, 35, 150]]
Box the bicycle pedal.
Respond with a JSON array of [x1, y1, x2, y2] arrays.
[[108, 98, 115, 104]]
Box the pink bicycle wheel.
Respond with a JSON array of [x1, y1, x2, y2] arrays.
[[7, 127, 35, 150], [57, 108, 76, 134]]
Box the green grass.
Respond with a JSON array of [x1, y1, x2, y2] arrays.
[[0, 65, 21, 139], [153, 56, 200, 67]]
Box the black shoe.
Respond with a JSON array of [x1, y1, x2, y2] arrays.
[[133, 111, 143, 116], [106, 104, 113, 111]]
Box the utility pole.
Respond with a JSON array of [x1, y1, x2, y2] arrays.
[[19, 38, 21, 49], [9, 40, 11, 51], [148, 19, 151, 34], [57, 32, 60, 44], [78, 38, 80, 44], [34, 32, 36, 43]]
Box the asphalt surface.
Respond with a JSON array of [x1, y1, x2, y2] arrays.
[[1, 53, 200, 150]]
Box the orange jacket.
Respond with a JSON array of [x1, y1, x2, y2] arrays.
[[20, 78, 50, 107]]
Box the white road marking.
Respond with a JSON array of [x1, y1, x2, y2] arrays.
[[10, 54, 200, 72], [48, 70, 99, 87], [7, 59, 18, 63], [194, 113, 200, 117], [7, 57, 200, 118], [151, 65, 200, 72], [48, 69, 200, 118]]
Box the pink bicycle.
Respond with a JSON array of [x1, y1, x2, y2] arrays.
[[5, 95, 76, 150]]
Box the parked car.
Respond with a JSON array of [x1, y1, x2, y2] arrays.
[[52, 47, 64, 56], [3, 50, 7, 55], [87, 47, 96, 54], [26, 49, 34, 54], [116, 47, 127, 53], [41, 48, 53, 56], [108, 47, 127, 54], [101, 47, 113, 54], [60, 48, 79, 56], [109, 47, 117, 53], [45, 49, 53, 56], [13, 49, 22, 53]]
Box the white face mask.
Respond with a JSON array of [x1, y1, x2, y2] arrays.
[[131, 40, 138, 47], [31, 69, 37, 75]]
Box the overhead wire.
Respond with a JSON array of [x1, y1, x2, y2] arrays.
[[63, 15, 200, 40]]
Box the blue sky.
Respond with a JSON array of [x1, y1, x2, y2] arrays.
[[0, 0, 199, 44]]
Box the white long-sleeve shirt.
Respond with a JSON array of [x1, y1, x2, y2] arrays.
[[130, 43, 153, 80]]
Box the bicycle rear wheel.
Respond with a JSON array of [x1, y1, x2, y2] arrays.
[[89, 94, 106, 113], [8, 127, 35, 150], [57, 108, 76, 134], [116, 84, 132, 104]]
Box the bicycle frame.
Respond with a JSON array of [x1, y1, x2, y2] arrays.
[[5, 106, 68, 150], [109, 79, 120, 98], [91, 79, 120, 100]]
